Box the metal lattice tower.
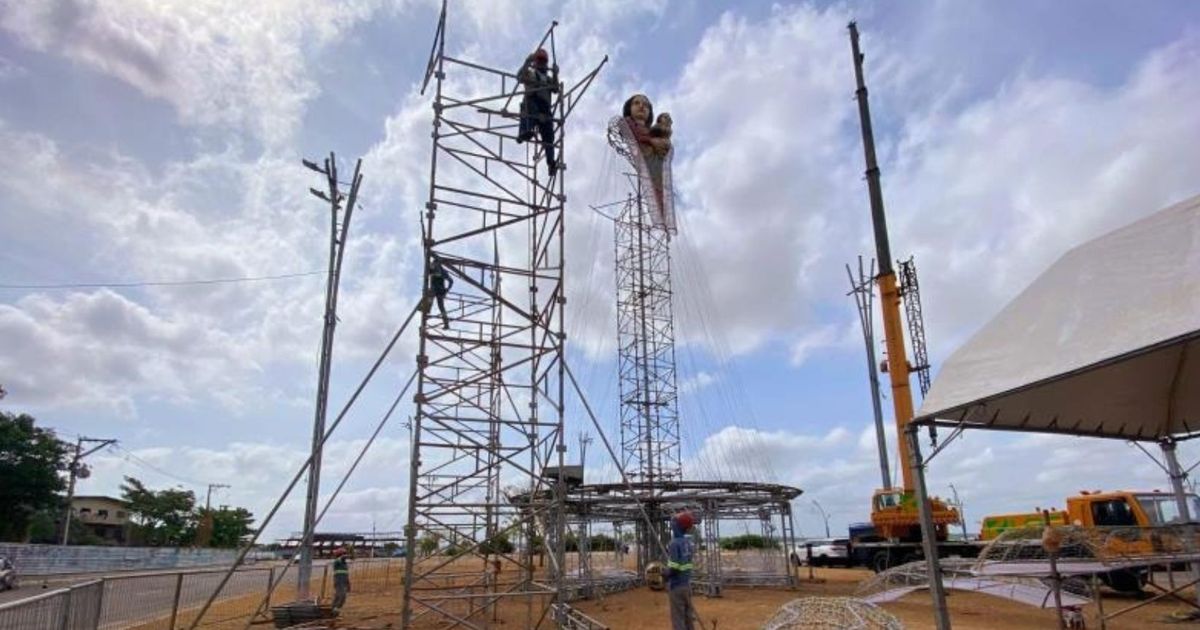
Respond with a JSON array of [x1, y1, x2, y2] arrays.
[[613, 186, 682, 488], [401, 4, 604, 627], [897, 256, 931, 398]]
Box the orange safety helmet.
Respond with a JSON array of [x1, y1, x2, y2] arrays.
[[673, 511, 695, 532], [332, 547, 348, 557]]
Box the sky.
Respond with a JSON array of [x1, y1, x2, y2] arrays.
[[2, 0, 1200, 543]]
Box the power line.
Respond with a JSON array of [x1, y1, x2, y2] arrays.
[[0, 270, 326, 290], [109, 443, 213, 488]]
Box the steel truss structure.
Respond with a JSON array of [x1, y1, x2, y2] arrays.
[[607, 154, 684, 575], [401, 4, 605, 628], [613, 187, 683, 487], [567, 130, 802, 600], [560, 481, 802, 599]]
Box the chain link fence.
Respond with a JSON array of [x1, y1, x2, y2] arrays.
[[0, 558, 401, 630]]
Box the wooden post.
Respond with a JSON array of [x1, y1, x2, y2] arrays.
[[319, 564, 329, 603]]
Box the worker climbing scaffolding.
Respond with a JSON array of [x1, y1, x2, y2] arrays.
[[401, 2, 608, 627], [423, 257, 453, 330], [517, 47, 559, 176]]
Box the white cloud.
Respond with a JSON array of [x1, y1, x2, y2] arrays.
[[889, 32, 1200, 356], [678, 370, 715, 393], [0, 0, 407, 146], [0, 123, 416, 414], [665, 5, 860, 358]]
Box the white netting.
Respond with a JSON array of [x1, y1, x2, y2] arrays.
[[973, 525, 1101, 567], [855, 559, 1092, 608], [760, 597, 902, 630], [974, 523, 1200, 575], [855, 559, 976, 600]]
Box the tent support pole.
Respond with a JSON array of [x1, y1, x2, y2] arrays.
[[907, 424, 951, 630], [1160, 438, 1200, 606]]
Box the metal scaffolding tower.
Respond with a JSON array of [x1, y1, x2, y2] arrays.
[[401, 3, 604, 628], [613, 187, 682, 488], [610, 178, 682, 571]]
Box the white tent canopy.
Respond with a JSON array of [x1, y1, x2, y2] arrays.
[[915, 193, 1200, 441]]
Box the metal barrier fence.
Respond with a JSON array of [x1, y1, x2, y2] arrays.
[[0, 558, 401, 630], [0, 580, 103, 630], [0, 544, 243, 576]]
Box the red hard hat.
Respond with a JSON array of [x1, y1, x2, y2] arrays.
[[533, 48, 549, 62], [674, 511, 695, 531], [333, 547, 347, 557]]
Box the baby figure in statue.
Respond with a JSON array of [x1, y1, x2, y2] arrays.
[[649, 112, 673, 157]]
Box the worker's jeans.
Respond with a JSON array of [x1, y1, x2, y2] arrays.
[[668, 584, 695, 630], [332, 581, 349, 611], [519, 104, 556, 171]]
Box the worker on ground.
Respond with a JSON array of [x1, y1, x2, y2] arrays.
[[516, 48, 559, 176], [663, 511, 696, 630], [427, 258, 453, 329], [331, 547, 351, 614]]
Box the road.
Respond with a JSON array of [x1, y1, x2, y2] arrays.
[[0, 561, 332, 629]]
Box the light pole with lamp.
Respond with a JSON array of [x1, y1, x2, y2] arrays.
[[811, 500, 831, 538]]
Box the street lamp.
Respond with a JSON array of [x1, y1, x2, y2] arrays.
[[811, 500, 831, 538]]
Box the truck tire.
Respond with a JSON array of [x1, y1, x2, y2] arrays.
[[871, 551, 893, 573], [1101, 569, 1146, 594]]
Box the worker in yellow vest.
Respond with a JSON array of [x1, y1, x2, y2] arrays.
[[331, 547, 351, 613]]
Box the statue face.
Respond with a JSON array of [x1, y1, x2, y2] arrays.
[[629, 94, 651, 124], [656, 113, 672, 130]]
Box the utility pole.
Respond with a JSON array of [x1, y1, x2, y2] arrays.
[[848, 257, 891, 490], [62, 436, 117, 545], [812, 500, 831, 538], [205, 483, 231, 513], [297, 152, 363, 600], [197, 483, 231, 547], [948, 484, 968, 540]]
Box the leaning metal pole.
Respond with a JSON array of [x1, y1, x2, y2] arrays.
[[400, 5, 604, 627], [1160, 439, 1200, 606], [906, 424, 951, 630], [847, 257, 892, 490], [298, 154, 361, 599]]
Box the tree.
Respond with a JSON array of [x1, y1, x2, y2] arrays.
[[480, 530, 514, 555], [208, 507, 255, 548], [0, 412, 69, 541], [720, 534, 767, 550], [419, 533, 440, 556], [120, 476, 198, 546]]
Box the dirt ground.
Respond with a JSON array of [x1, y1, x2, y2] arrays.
[[319, 565, 1200, 629]]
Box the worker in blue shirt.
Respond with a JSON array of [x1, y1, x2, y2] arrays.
[[663, 511, 696, 630]]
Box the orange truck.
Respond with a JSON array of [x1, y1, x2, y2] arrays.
[[981, 490, 1200, 540], [978, 490, 1200, 592]]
